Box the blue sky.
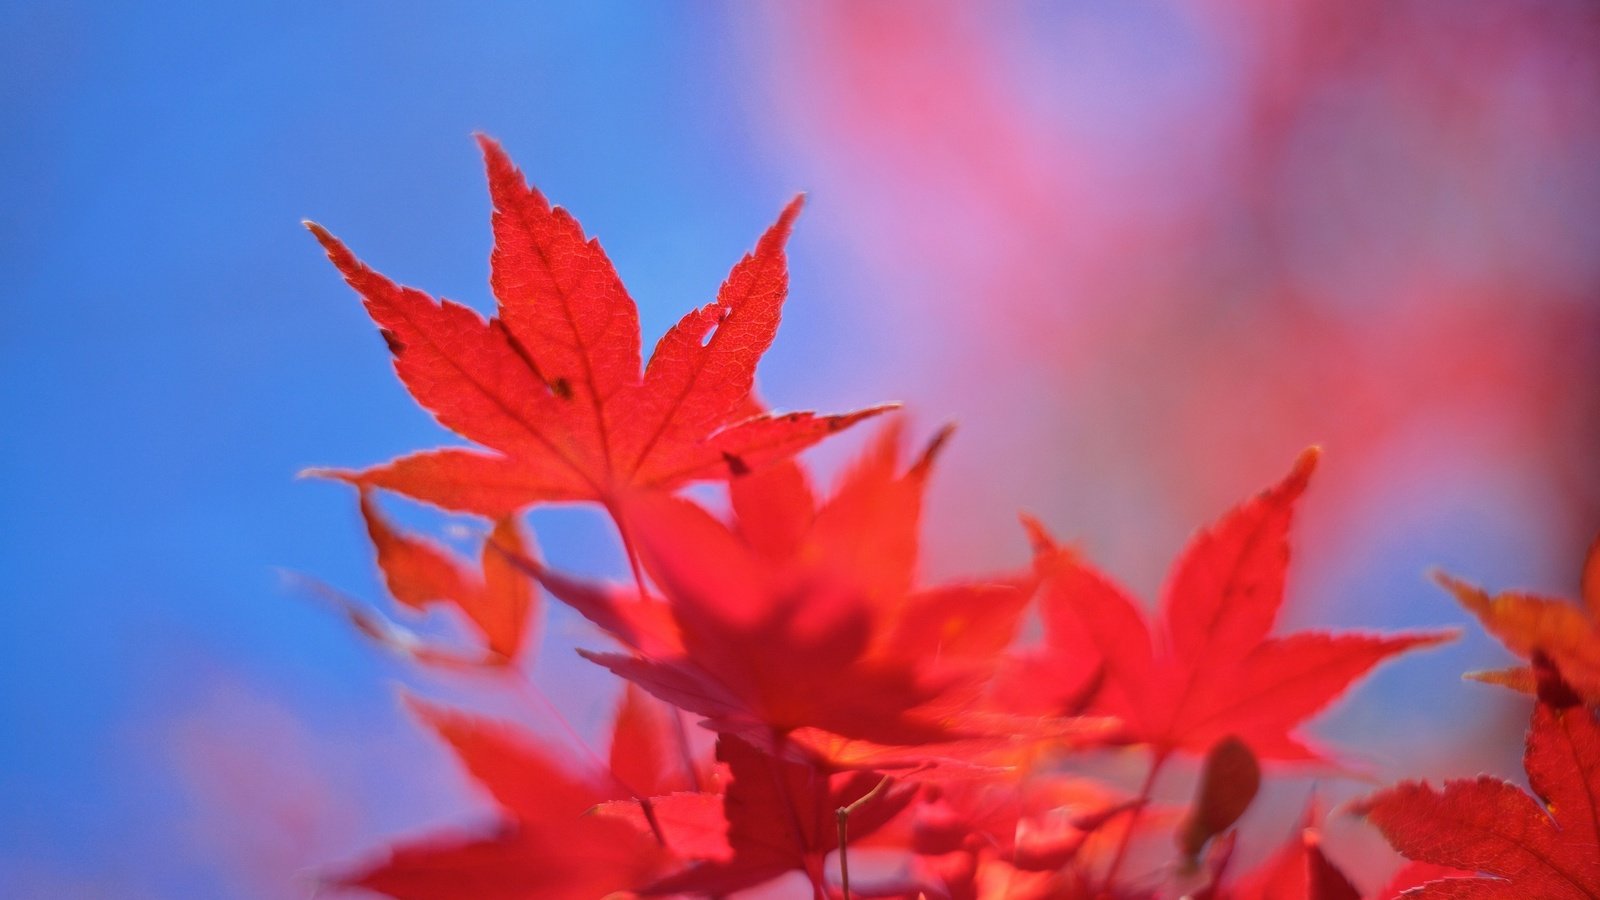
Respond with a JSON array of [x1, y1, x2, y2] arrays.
[[0, 4, 827, 894]]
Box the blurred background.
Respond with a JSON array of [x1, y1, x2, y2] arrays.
[[2, 1, 1596, 896]]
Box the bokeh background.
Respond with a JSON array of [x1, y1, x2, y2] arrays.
[[3, 2, 1597, 896]]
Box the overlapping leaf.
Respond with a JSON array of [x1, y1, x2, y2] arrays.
[[1437, 533, 1600, 704], [305, 136, 887, 518], [568, 424, 1038, 757], [642, 735, 915, 897]]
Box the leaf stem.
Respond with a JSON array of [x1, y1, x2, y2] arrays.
[[836, 775, 893, 900], [1102, 748, 1170, 892], [767, 734, 826, 899], [505, 671, 667, 846], [603, 501, 702, 792], [604, 499, 653, 604]]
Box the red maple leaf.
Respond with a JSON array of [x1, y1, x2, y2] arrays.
[[334, 697, 671, 899], [1003, 449, 1452, 763], [565, 424, 1037, 754], [305, 135, 888, 520], [1436, 532, 1600, 704], [1356, 668, 1600, 898]]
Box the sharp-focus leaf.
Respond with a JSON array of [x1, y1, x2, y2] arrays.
[[305, 136, 889, 517], [1357, 671, 1600, 898]]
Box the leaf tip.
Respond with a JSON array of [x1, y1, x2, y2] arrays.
[[1289, 444, 1322, 486], [1018, 513, 1058, 555], [909, 422, 957, 478], [473, 130, 506, 159], [302, 219, 332, 239], [782, 191, 806, 221], [1430, 569, 1489, 613]]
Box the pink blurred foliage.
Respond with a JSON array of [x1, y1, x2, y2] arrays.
[[167, 683, 379, 898], [738, 1, 1599, 881], [743, 0, 1599, 578]]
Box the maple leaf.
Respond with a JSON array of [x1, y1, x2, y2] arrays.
[[304, 135, 889, 520], [333, 697, 669, 899], [1437, 532, 1600, 704], [571, 423, 1038, 755], [1356, 668, 1600, 898], [285, 491, 536, 667], [641, 734, 916, 897], [356, 489, 535, 664], [1004, 449, 1453, 763]]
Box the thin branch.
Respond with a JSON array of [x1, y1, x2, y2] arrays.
[[836, 775, 894, 900], [603, 501, 702, 792], [1102, 748, 1170, 893], [504, 671, 665, 847]]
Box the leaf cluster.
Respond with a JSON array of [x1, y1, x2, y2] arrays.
[[295, 140, 1598, 900]]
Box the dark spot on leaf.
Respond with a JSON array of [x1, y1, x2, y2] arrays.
[[722, 452, 750, 476], [379, 329, 405, 355], [550, 377, 573, 400], [1532, 652, 1581, 709]]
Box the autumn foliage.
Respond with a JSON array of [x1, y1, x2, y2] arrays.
[[299, 139, 1600, 899]]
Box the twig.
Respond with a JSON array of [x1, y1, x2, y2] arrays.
[[1102, 749, 1170, 893], [836, 775, 894, 900], [602, 501, 703, 792]]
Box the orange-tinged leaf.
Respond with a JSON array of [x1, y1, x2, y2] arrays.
[[306, 136, 886, 517], [1438, 538, 1600, 704], [357, 490, 535, 662], [1357, 673, 1600, 898], [474, 517, 535, 662]]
